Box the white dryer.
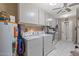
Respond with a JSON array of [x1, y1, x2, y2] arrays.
[[36, 32, 54, 56], [42, 34, 54, 56]]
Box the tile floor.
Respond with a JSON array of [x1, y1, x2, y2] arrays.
[[47, 40, 75, 56]]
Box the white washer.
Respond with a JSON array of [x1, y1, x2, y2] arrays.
[[23, 32, 43, 56]]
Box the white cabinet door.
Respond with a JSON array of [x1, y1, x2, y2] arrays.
[[38, 9, 45, 26], [45, 13, 50, 26], [19, 4, 39, 24]]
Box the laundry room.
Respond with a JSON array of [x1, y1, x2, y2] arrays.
[[0, 3, 79, 56]]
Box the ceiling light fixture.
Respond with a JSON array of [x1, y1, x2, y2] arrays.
[[49, 3, 57, 6], [48, 18, 52, 21]]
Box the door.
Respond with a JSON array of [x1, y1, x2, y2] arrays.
[[77, 19, 79, 44], [61, 20, 73, 41]]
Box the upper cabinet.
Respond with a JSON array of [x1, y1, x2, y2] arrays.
[[18, 4, 39, 24], [18, 3, 55, 26], [38, 9, 45, 26]]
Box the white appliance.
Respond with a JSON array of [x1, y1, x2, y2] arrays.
[[0, 21, 17, 56], [23, 32, 43, 56], [39, 34, 54, 56], [38, 31, 55, 56]]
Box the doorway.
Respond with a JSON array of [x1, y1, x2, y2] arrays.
[[61, 18, 73, 42]]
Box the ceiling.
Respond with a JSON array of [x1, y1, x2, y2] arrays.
[[33, 3, 79, 18]]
